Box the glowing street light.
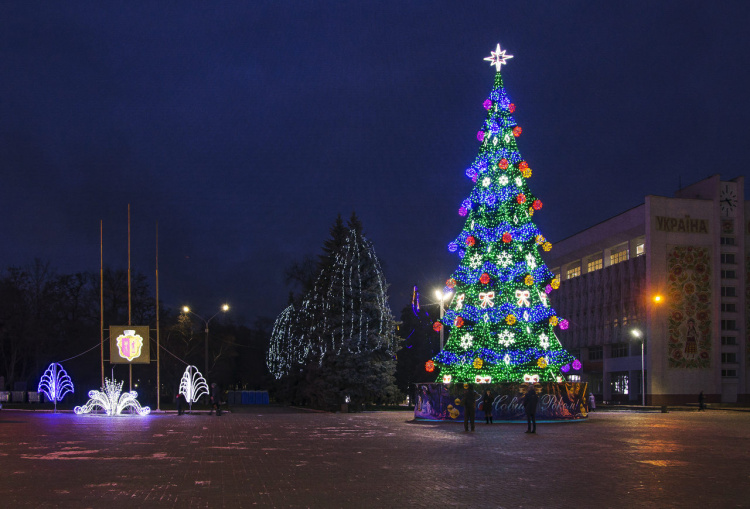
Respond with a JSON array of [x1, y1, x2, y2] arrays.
[[434, 290, 453, 350], [182, 304, 230, 377], [630, 329, 646, 406]]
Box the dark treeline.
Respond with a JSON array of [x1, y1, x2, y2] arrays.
[[1, 220, 444, 410], [0, 259, 271, 405]]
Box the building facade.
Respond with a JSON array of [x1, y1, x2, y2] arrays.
[[545, 175, 747, 404]]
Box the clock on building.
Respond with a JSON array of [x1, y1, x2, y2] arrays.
[[720, 182, 738, 217]]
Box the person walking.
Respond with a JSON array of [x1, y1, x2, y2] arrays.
[[482, 389, 493, 424], [698, 391, 705, 411], [523, 383, 538, 434], [210, 382, 222, 416], [588, 392, 596, 412], [176, 392, 184, 415], [463, 383, 476, 432]]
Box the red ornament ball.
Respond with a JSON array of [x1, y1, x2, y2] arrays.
[[433, 322, 442, 332], [533, 199, 543, 210], [513, 126, 522, 137], [498, 158, 509, 170], [446, 278, 456, 288], [454, 316, 464, 328], [425, 360, 435, 373], [466, 236, 476, 247], [516, 194, 526, 204], [502, 232, 512, 243], [509, 103, 516, 113], [518, 161, 529, 170], [480, 273, 490, 284]]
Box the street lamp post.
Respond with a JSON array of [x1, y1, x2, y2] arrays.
[[434, 290, 453, 350], [631, 329, 646, 406], [182, 304, 230, 377]]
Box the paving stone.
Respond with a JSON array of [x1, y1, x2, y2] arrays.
[[0, 407, 748, 508]]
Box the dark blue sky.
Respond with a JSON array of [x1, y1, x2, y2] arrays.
[[2, 2, 749, 325]]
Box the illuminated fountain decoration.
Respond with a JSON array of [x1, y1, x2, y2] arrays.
[[179, 365, 209, 411], [38, 362, 74, 412], [74, 378, 151, 416]]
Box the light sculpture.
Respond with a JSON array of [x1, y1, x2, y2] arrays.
[[179, 365, 209, 411], [74, 378, 150, 416], [38, 362, 74, 412]]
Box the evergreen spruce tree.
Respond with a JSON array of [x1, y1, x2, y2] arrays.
[[267, 215, 401, 408], [432, 44, 579, 385]]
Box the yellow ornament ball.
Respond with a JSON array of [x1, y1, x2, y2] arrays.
[[473, 358, 484, 369], [551, 278, 560, 289], [454, 398, 461, 406], [535, 235, 546, 245], [537, 357, 548, 368], [542, 242, 552, 252], [522, 168, 532, 178], [447, 404, 454, 410], [525, 274, 534, 285], [450, 408, 460, 419], [528, 207, 535, 217], [506, 314, 517, 325], [549, 316, 559, 326]]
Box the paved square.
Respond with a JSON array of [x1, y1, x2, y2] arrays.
[[0, 407, 748, 508]]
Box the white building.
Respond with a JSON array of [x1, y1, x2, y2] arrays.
[[545, 175, 747, 405]]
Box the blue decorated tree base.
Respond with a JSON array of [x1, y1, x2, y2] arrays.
[[414, 382, 588, 421]]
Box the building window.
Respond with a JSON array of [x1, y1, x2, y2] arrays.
[[720, 237, 736, 246], [721, 336, 737, 345], [721, 353, 737, 364], [721, 270, 737, 279], [721, 320, 737, 331], [587, 258, 603, 272], [566, 266, 581, 279], [611, 343, 628, 358], [721, 253, 736, 264], [721, 286, 737, 297], [567, 375, 581, 382], [636, 243, 645, 257], [611, 373, 629, 394], [610, 250, 628, 265], [722, 369, 737, 378], [721, 303, 737, 313], [588, 346, 603, 361]]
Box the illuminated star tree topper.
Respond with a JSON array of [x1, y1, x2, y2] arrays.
[[483, 43, 513, 71]]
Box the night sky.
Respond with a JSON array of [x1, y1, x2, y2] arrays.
[[2, 2, 750, 325]]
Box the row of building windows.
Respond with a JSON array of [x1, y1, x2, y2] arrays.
[[586, 344, 641, 360], [562, 243, 645, 280]]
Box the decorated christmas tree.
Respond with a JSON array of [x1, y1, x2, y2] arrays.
[[431, 44, 580, 385]]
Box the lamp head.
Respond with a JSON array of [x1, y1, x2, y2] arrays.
[[182, 306, 190, 313], [222, 304, 230, 312]]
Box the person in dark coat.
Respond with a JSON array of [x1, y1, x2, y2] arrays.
[[698, 391, 705, 411], [210, 382, 222, 416], [463, 383, 476, 432], [523, 383, 539, 433], [482, 389, 493, 424], [176, 392, 184, 415]]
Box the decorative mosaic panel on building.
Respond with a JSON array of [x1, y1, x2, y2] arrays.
[[667, 246, 711, 368]]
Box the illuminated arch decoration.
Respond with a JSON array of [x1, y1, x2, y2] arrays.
[[38, 362, 74, 412], [74, 378, 150, 416], [179, 365, 209, 411]]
